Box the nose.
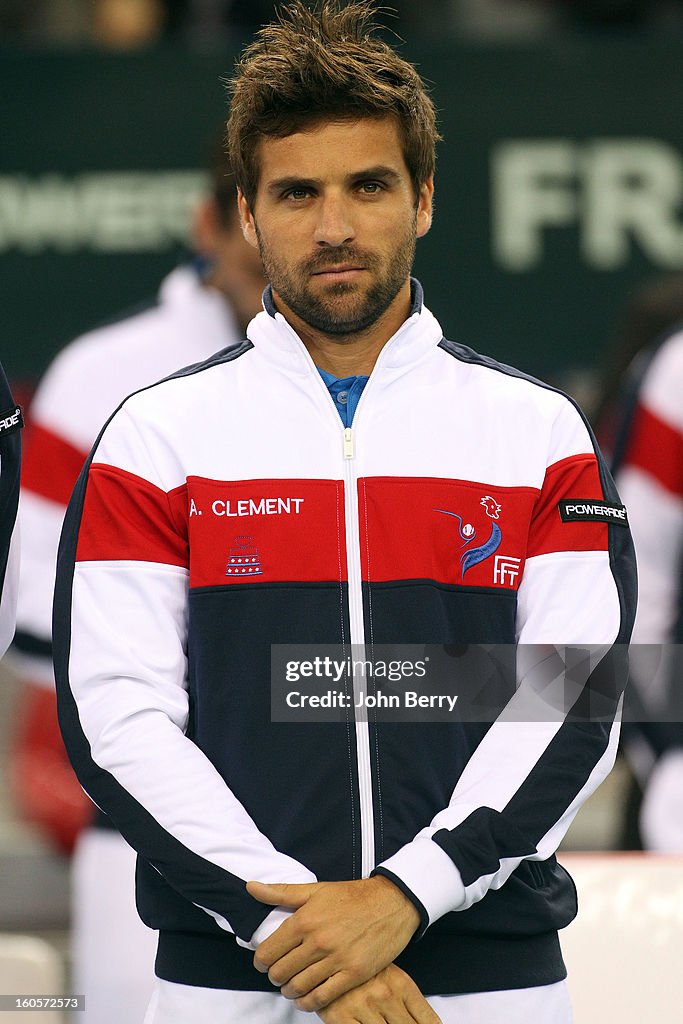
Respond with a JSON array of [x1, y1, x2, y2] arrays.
[[313, 193, 355, 248]]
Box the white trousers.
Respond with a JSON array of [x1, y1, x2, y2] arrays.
[[72, 829, 157, 1024], [144, 978, 573, 1023]]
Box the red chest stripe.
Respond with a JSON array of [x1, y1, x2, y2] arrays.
[[75, 464, 608, 587], [358, 477, 538, 590], [185, 477, 346, 587], [76, 464, 188, 567], [527, 454, 608, 558]]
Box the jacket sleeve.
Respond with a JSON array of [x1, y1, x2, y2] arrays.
[[53, 400, 317, 947], [0, 360, 22, 659], [373, 394, 636, 932]]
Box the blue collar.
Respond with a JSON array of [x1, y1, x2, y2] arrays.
[[317, 368, 369, 427]]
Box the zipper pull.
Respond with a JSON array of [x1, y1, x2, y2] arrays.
[[343, 427, 354, 459]]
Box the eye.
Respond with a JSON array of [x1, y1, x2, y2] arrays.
[[283, 187, 311, 201], [358, 181, 383, 194]]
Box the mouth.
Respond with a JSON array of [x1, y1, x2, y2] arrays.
[[311, 266, 365, 281]]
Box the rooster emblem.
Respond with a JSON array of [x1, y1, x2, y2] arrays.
[[480, 495, 502, 520]]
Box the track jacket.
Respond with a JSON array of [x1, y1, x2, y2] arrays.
[[54, 282, 636, 995]]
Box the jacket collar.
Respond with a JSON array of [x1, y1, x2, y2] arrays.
[[247, 277, 443, 376]]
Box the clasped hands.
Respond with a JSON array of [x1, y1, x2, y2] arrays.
[[247, 875, 442, 1023]]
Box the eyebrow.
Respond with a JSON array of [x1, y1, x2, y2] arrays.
[[266, 165, 403, 197]]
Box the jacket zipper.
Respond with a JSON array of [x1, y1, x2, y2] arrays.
[[272, 310, 419, 880], [342, 424, 375, 877], [336, 317, 417, 877]]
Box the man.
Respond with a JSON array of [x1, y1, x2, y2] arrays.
[[54, 3, 636, 1022], [12, 151, 264, 1023], [0, 360, 21, 656]]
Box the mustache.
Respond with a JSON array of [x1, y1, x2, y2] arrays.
[[303, 248, 375, 273]]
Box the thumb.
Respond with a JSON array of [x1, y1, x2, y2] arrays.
[[246, 880, 317, 908]]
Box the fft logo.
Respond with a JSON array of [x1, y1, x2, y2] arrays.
[[493, 555, 522, 587]]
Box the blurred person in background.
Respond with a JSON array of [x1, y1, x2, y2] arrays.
[[9, 146, 265, 1024], [595, 273, 683, 852], [0, 363, 22, 658]]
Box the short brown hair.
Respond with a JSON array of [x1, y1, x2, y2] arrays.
[[226, 1, 440, 208]]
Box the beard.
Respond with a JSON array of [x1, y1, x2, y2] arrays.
[[255, 220, 417, 337]]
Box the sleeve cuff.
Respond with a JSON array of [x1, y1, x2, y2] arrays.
[[374, 836, 466, 928], [371, 867, 430, 939], [236, 907, 294, 951]]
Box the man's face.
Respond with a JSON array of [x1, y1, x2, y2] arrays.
[[238, 117, 433, 338]]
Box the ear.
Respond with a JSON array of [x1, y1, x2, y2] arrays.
[[237, 189, 259, 249], [416, 176, 434, 239]]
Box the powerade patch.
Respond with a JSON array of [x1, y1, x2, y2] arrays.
[[558, 499, 628, 526], [0, 406, 23, 436]]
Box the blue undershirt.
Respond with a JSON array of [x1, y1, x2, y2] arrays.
[[263, 278, 423, 426], [317, 368, 369, 427]]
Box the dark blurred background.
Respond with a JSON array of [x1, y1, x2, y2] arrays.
[[3, 0, 683, 400]]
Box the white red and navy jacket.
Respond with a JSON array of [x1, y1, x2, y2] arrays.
[[54, 282, 636, 995], [0, 361, 22, 657], [15, 265, 244, 688]]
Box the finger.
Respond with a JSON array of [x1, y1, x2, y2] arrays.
[[381, 995, 437, 1024], [278, 957, 335, 999], [404, 991, 442, 1024], [247, 880, 316, 908], [318, 1004, 382, 1024], [295, 971, 360, 1013], [358, 994, 410, 1024], [253, 916, 306, 972], [316, 1008, 365, 1024], [385, 1007, 422, 1024]]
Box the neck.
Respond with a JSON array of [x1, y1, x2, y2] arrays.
[[272, 279, 413, 377]]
